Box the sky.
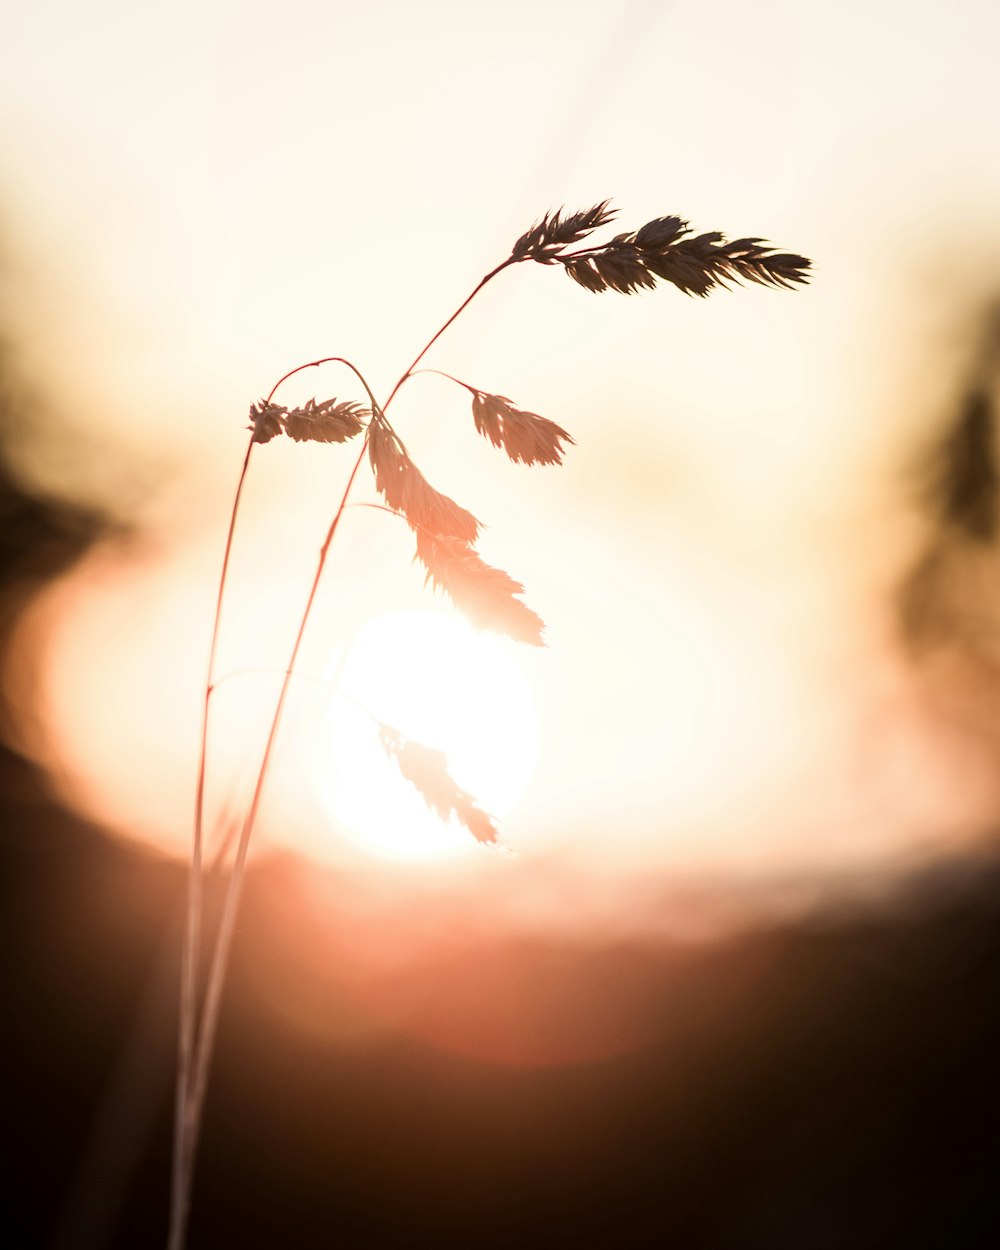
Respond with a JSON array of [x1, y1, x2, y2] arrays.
[[3, 0, 1000, 933]]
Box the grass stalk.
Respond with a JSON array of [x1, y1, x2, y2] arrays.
[[168, 435, 253, 1250], [167, 200, 810, 1248], [168, 259, 514, 1250]]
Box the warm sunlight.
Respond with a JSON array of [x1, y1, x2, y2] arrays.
[[311, 611, 538, 861], [5, 5, 1000, 1244]]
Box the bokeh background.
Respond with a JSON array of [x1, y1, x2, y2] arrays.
[[2, 0, 1000, 1245]]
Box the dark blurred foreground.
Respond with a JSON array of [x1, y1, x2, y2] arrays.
[[2, 740, 999, 1250]]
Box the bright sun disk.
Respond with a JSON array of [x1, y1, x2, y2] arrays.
[[312, 611, 538, 862]]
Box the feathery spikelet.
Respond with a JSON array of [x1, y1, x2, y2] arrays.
[[511, 201, 617, 264], [519, 204, 811, 297], [248, 400, 286, 444], [414, 530, 545, 646], [565, 247, 657, 294], [248, 397, 369, 444], [368, 417, 480, 543], [377, 724, 501, 846], [471, 391, 574, 466], [284, 397, 368, 444]]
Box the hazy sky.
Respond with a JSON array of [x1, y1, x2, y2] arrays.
[[3, 0, 1000, 917]]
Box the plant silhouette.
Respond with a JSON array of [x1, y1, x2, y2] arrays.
[[167, 201, 812, 1250]]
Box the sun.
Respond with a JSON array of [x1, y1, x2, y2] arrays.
[[311, 611, 538, 862]]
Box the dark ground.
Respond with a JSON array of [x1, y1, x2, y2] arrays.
[[2, 426, 999, 1250], [2, 743, 1000, 1249]]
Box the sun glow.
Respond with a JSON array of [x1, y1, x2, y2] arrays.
[[312, 611, 538, 862]]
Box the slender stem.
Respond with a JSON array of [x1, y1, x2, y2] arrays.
[[381, 257, 515, 410], [408, 367, 479, 394], [169, 433, 253, 1250], [171, 254, 517, 1249], [210, 665, 325, 695], [169, 355, 390, 1250], [179, 435, 370, 1205], [264, 356, 383, 412]]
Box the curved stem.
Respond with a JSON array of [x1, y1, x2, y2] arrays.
[[408, 367, 479, 395], [210, 664, 389, 731], [381, 257, 515, 410], [169, 432, 253, 1250], [170, 358, 381, 1250], [172, 253, 517, 1249], [180, 433, 370, 1195], [209, 665, 325, 696], [265, 355, 383, 412]]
